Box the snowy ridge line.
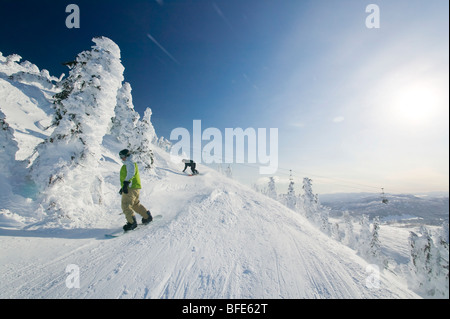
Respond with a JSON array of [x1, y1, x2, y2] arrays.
[[184, 143, 385, 193]]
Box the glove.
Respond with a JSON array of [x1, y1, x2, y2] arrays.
[[122, 181, 130, 194]]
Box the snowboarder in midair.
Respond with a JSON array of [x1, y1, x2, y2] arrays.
[[119, 149, 153, 231], [182, 159, 199, 175]]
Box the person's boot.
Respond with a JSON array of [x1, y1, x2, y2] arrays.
[[142, 211, 153, 225], [123, 216, 137, 231]]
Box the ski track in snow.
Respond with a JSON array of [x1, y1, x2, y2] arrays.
[[0, 149, 419, 298]]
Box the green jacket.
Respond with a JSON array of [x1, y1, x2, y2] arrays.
[[120, 158, 142, 189]]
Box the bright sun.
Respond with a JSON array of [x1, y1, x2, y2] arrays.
[[391, 84, 440, 126]]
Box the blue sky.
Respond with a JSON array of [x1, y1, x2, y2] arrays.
[[1, 0, 448, 194]]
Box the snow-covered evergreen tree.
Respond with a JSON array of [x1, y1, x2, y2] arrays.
[[52, 76, 73, 127], [30, 36, 125, 225], [409, 226, 448, 298], [9, 67, 58, 90], [5, 53, 21, 66], [110, 82, 140, 142], [130, 107, 156, 171], [436, 222, 449, 296], [0, 52, 61, 91], [441, 222, 449, 245], [295, 177, 333, 236], [43, 37, 124, 159], [330, 222, 341, 242], [225, 165, 233, 179], [342, 211, 356, 248], [353, 215, 385, 268], [157, 136, 172, 153], [318, 205, 332, 236], [285, 171, 296, 210], [110, 83, 156, 171], [368, 216, 382, 264], [267, 176, 277, 200], [358, 214, 372, 259], [356, 215, 384, 266], [0, 110, 20, 175], [301, 177, 319, 220]]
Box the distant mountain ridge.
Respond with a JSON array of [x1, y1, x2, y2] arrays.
[[321, 192, 449, 226]]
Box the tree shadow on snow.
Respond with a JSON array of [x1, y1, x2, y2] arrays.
[[0, 227, 114, 240], [156, 167, 186, 176]]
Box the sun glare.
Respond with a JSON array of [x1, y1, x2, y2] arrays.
[[391, 84, 440, 126]]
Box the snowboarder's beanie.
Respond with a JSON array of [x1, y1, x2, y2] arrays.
[[119, 149, 131, 158]]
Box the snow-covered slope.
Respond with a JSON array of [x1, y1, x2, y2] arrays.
[[0, 148, 417, 299], [0, 45, 420, 299], [0, 145, 419, 298]]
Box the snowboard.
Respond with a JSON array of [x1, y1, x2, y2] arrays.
[[186, 172, 200, 176], [105, 214, 163, 238]]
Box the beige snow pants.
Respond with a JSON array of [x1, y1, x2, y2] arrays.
[[121, 188, 149, 223]]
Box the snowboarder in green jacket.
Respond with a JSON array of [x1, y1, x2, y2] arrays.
[[119, 149, 153, 231]]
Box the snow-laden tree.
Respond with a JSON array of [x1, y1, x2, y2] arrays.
[[0, 52, 61, 90], [157, 136, 172, 153], [296, 177, 334, 236], [130, 107, 156, 171], [52, 78, 73, 127], [408, 226, 448, 298], [0, 110, 20, 175], [368, 216, 382, 264], [436, 222, 449, 296], [342, 211, 356, 248], [330, 222, 341, 242], [5, 53, 21, 66], [225, 165, 233, 179], [0, 111, 34, 210], [9, 67, 59, 90], [285, 174, 296, 210], [301, 177, 320, 220], [110, 83, 157, 171], [44, 37, 124, 158], [318, 205, 332, 236], [110, 82, 139, 143], [30, 36, 125, 225], [441, 222, 449, 245], [357, 214, 372, 259], [356, 215, 383, 265], [267, 176, 277, 200]]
